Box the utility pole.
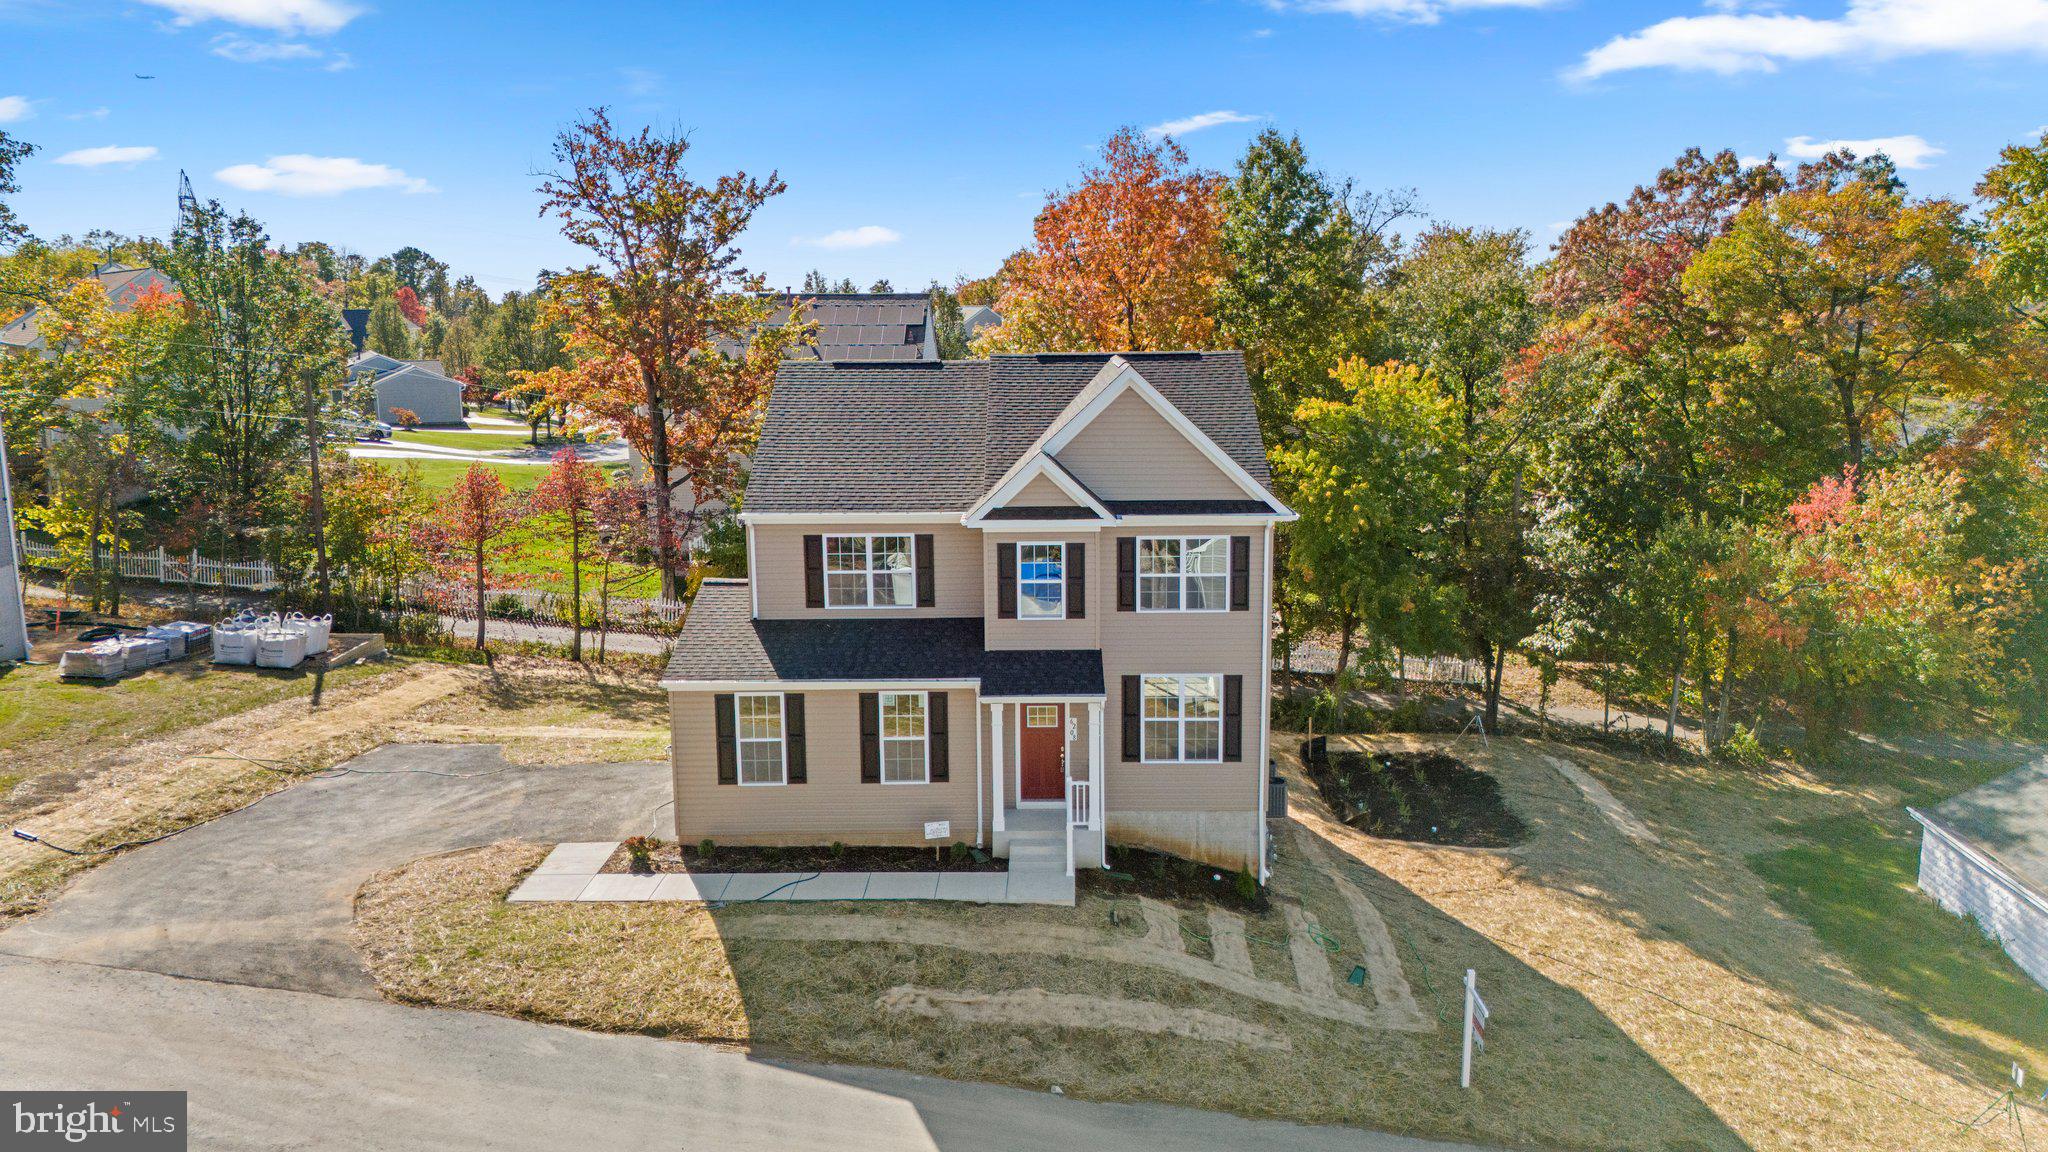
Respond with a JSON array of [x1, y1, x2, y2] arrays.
[[304, 366, 331, 615]]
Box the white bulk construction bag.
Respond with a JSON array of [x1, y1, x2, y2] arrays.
[[143, 624, 187, 660], [302, 613, 332, 655], [212, 619, 258, 665], [255, 628, 307, 669], [59, 641, 126, 680]]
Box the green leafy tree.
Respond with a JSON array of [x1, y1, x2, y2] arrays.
[[927, 280, 971, 358], [160, 198, 349, 537], [0, 129, 34, 251], [1381, 225, 1544, 726], [1214, 129, 1377, 443], [1273, 360, 1462, 677], [365, 297, 414, 358], [1981, 130, 2048, 338]]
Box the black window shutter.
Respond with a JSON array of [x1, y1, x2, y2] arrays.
[[1120, 675, 1141, 760], [714, 693, 737, 785], [1067, 543, 1085, 619], [996, 542, 1017, 619], [859, 692, 881, 783], [915, 533, 936, 607], [803, 535, 825, 608], [928, 693, 949, 781], [785, 694, 806, 783], [1117, 537, 1136, 611], [1223, 675, 1244, 762], [1230, 536, 1251, 611]]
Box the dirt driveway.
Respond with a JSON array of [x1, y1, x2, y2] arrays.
[[0, 743, 670, 998]]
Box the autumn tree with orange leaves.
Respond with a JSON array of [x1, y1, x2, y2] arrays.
[[980, 128, 1225, 354], [417, 463, 525, 649], [531, 108, 809, 597]]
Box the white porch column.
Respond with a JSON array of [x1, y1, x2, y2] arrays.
[[989, 701, 1006, 834], [1087, 700, 1105, 832]]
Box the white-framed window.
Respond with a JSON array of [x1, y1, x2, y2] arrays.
[[735, 693, 787, 786], [1140, 675, 1222, 763], [1024, 704, 1060, 728], [879, 691, 929, 784], [1017, 542, 1065, 620], [1137, 536, 1228, 612], [825, 535, 915, 608]]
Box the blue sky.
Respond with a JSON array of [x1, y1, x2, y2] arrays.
[[3, 0, 2046, 298]]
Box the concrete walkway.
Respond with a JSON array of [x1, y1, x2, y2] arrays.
[[510, 841, 1076, 906]]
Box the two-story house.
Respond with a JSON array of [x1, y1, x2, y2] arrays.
[[662, 351, 1293, 881]]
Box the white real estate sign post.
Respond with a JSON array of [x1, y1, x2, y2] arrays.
[[1461, 968, 1490, 1089]]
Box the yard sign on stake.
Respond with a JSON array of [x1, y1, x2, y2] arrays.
[[1461, 968, 1490, 1089]]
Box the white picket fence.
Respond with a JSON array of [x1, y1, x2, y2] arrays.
[[19, 537, 280, 591]]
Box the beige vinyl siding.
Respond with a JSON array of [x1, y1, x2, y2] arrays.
[[374, 373, 463, 425], [982, 531, 1101, 650], [671, 687, 980, 847], [1010, 473, 1080, 507], [1053, 389, 1249, 502], [751, 522, 982, 619], [1099, 526, 1266, 815]]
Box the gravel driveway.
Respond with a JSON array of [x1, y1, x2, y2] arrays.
[[0, 743, 670, 997]]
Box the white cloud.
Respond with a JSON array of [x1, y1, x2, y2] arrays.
[[210, 34, 321, 62], [620, 67, 663, 97], [139, 0, 360, 35], [55, 145, 159, 168], [1145, 110, 1264, 138], [1574, 0, 2048, 80], [798, 225, 903, 250], [1784, 132, 1943, 168], [1266, 0, 1562, 25], [66, 107, 112, 121], [1251, 27, 1276, 37], [214, 155, 433, 197], [0, 96, 33, 124]]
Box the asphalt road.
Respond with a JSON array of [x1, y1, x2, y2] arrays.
[[0, 742, 1493, 1152], [0, 744, 674, 997]]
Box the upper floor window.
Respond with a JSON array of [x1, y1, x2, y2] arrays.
[[1141, 674, 1222, 763], [880, 691, 929, 783], [1137, 536, 1228, 612], [736, 693, 787, 785], [1018, 542, 1066, 620], [826, 535, 914, 608]]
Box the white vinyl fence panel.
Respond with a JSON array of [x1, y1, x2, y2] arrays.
[[20, 538, 280, 590]]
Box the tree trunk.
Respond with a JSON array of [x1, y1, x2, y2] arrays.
[[641, 374, 682, 601], [568, 515, 583, 661], [306, 374, 331, 615], [1334, 609, 1356, 682], [1714, 624, 1738, 748], [597, 555, 611, 664], [473, 544, 487, 650], [104, 479, 122, 618], [1484, 645, 1505, 732], [1666, 663, 1683, 747]]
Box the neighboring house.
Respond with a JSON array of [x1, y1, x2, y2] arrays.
[[958, 303, 1002, 343], [347, 352, 464, 425], [662, 351, 1294, 880], [340, 307, 370, 354], [0, 264, 178, 355], [1911, 760, 2048, 991]]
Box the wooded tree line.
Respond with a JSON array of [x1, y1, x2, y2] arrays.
[[974, 127, 2048, 749]]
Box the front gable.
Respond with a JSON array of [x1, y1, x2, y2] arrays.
[[1053, 386, 1251, 503]]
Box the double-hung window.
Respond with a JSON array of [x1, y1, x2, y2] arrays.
[[879, 691, 929, 783], [735, 693, 787, 785], [1140, 675, 1222, 763], [1137, 536, 1228, 612], [1017, 542, 1065, 619], [825, 535, 914, 608]]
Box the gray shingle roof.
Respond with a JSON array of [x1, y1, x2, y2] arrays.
[[666, 581, 1103, 696], [746, 351, 1270, 513], [1931, 759, 2048, 898], [723, 293, 934, 362]]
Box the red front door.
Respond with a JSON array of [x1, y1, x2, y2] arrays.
[[1019, 704, 1065, 801]]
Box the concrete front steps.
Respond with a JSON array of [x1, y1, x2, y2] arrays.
[[999, 811, 1077, 906]]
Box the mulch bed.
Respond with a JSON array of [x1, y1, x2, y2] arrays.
[[602, 840, 1005, 875], [1079, 844, 1269, 913], [1300, 738, 1528, 848]]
